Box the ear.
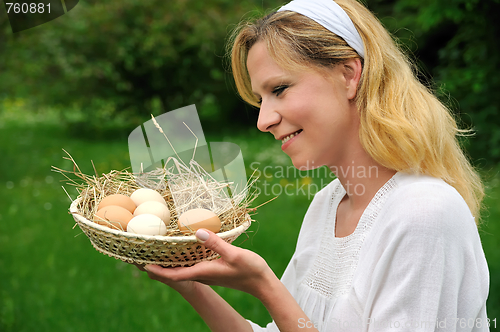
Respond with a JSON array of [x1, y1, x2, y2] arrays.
[[342, 58, 362, 100]]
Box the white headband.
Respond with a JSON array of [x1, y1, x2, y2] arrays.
[[277, 0, 365, 58]]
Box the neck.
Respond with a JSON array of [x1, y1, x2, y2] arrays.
[[330, 157, 396, 212]]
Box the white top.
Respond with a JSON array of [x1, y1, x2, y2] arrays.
[[248, 172, 490, 331]]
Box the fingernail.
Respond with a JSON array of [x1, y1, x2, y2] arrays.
[[196, 229, 209, 242], [144, 264, 151, 271]]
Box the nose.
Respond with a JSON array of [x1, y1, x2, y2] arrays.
[[256, 100, 281, 133]]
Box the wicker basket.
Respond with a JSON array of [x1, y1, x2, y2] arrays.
[[70, 197, 252, 267]]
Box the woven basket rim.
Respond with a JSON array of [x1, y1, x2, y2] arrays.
[[70, 197, 251, 243]]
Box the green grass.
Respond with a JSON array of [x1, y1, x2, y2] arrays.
[[0, 105, 499, 331]]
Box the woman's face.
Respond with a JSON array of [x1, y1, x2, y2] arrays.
[[246, 41, 361, 170]]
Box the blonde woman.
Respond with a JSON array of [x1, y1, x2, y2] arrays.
[[139, 0, 490, 331]]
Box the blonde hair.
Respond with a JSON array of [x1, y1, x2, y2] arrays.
[[228, 0, 484, 221]]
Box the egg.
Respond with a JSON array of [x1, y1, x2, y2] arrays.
[[98, 194, 136, 213], [127, 214, 168, 236], [130, 188, 166, 207], [94, 205, 134, 231], [134, 201, 171, 223], [177, 208, 221, 234]]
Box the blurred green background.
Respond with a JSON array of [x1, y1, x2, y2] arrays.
[[1, 0, 499, 331]]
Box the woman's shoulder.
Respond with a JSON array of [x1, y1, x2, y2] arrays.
[[389, 172, 471, 213], [359, 172, 486, 281], [379, 171, 476, 237]]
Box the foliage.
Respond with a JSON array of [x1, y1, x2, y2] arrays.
[[1, 0, 500, 161], [0, 0, 282, 137], [366, 0, 500, 164]]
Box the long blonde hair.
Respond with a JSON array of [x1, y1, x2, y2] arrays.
[[228, 0, 484, 221]]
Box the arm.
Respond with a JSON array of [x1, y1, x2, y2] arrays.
[[143, 265, 253, 332], [178, 281, 254, 332], [256, 271, 317, 332], [143, 229, 318, 332]]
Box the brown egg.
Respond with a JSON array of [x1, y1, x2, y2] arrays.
[[98, 194, 136, 213], [177, 208, 221, 234], [94, 205, 134, 231]]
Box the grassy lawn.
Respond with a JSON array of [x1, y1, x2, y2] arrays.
[[1, 104, 499, 331]]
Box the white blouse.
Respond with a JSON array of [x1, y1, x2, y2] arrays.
[[248, 172, 490, 331]]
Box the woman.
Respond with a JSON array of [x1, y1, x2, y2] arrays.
[[139, 0, 490, 331]]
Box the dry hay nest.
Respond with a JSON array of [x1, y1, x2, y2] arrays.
[[56, 152, 260, 267]]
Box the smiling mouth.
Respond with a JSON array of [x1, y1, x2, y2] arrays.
[[282, 130, 303, 144]]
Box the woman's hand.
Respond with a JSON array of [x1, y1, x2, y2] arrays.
[[141, 229, 275, 298], [136, 263, 199, 295], [135, 229, 260, 332], [137, 229, 317, 332]]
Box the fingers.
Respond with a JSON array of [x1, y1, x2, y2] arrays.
[[143, 264, 180, 283], [139, 260, 214, 284], [196, 229, 235, 259], [144, 262, 214, 283], [134, 264, 171, 284], [134, 263, 146, 272], [136, 229, 240, 284], [143, 264, 163, 274], [143, 264, 185, 279]]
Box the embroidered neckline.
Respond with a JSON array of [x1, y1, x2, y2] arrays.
[[301, 173, 399, 300]]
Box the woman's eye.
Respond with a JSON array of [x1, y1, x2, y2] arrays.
[[256, 85, 288, 106], [272, 85, 288, 96]]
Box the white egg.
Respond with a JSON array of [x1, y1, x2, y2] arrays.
[[127, 214, 167, 236], [130, 188, 166, 206], [134, 201, 170, 223]]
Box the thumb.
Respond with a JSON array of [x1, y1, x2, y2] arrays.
[[196, 228, 234, 258]]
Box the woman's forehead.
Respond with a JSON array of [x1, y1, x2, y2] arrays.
[[247, 42, 277, 73], [247, 41, 335, 82]]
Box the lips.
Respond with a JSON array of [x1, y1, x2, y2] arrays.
[[280, 130, 303, 151]]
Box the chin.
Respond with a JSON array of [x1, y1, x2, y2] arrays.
[[291, 157, 324, 171]]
